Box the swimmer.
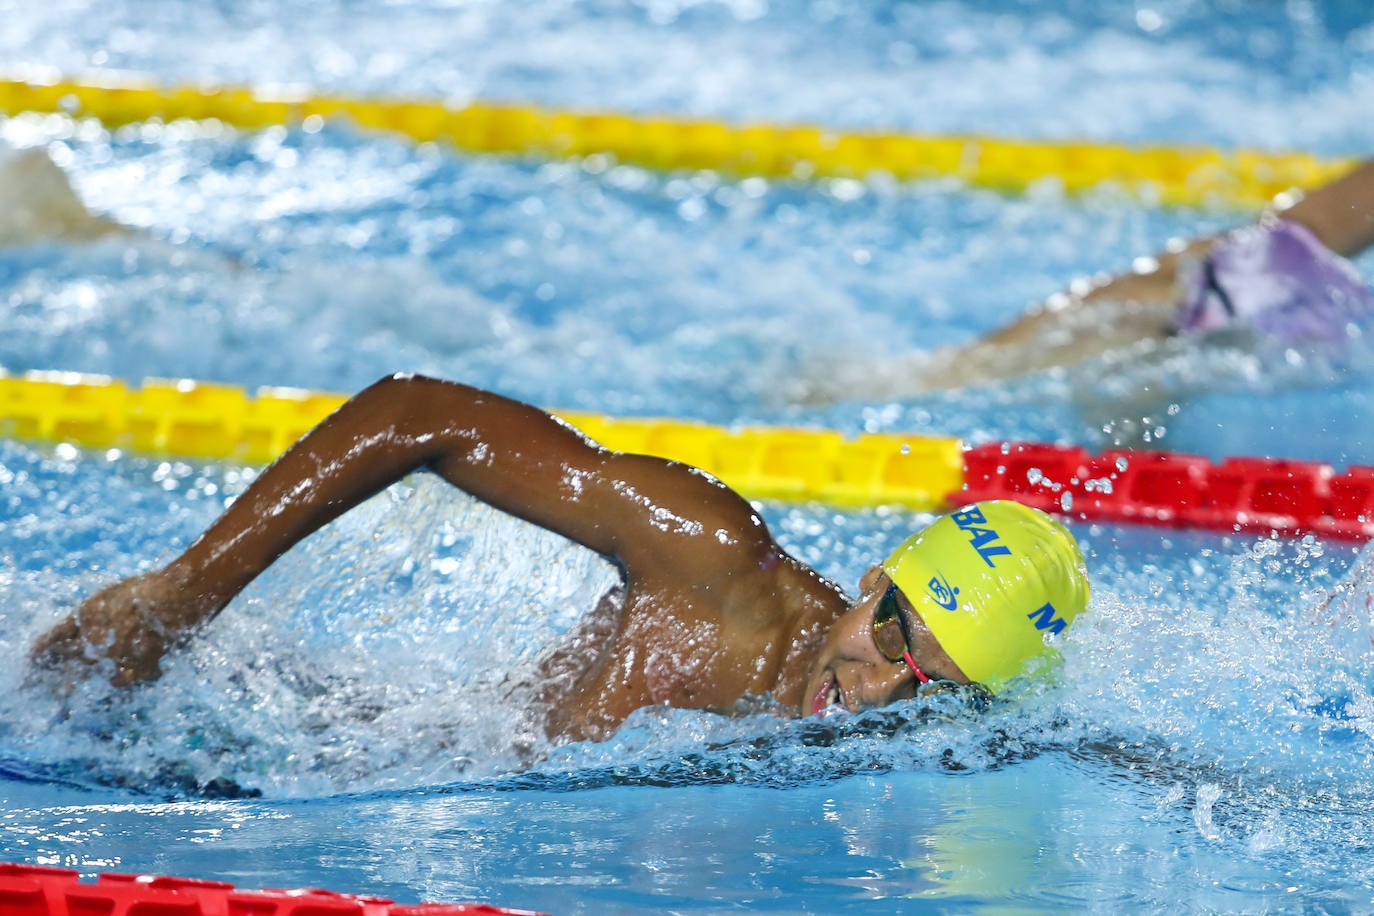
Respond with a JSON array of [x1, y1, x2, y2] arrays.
[[0, 142, 127, 245], [29, 375, 1089, 742], [796, 159, 1374, 402]]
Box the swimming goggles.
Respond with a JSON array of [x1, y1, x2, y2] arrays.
[[871, 582, 933, 686]]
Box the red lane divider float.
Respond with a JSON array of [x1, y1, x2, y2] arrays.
[[957, 443, 1374, 541], [0, 863, 548, 916]]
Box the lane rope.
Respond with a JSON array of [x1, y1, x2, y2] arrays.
[[0, 371, 965, 512], [0, 75, 1356, 210], [3, 370, 1371, 540]]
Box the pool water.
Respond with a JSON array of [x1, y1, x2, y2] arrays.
[[4, 1, 1374, 912]]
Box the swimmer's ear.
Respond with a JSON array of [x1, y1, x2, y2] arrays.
[[858, 565, 884, 593]]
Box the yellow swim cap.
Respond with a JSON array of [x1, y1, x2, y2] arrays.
[[882, 500, 1090, 693]]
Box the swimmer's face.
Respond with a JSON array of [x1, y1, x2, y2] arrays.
[[801, 565, 969, 717]]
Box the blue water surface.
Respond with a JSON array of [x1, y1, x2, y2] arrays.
[[4, 1, 1374, 913]]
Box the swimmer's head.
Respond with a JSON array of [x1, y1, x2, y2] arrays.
[[882, 500, 1090, 692]]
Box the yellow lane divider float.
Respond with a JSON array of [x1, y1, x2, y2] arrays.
[[9, 371, 1374, 541], [0, 371, 964, 512], [0, 76, 1355, 210]]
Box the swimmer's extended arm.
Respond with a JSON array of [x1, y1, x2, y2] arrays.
[[32, 374, 781, 686], [800, 159, 1374, 402], [1281, 159, 1374, 259], [953, 160, 1374, 368]]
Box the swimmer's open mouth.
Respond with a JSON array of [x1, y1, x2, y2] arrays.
[[810, 672, 843, 716]]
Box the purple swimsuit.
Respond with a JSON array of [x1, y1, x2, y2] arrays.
[[1174, 219, 1372, 344]]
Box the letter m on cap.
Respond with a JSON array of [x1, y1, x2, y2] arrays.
[[1026, 602, 1068, 635]]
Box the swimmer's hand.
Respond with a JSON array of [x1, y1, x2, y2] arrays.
[[29, 572, 200, 688]]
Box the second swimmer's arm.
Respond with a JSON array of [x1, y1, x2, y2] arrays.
[[984, 157, 1374, 350], [1280, 159, 1374, 259]]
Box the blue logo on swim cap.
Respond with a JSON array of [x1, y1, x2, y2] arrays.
[[927, 572, 960, 610], [1027, 601, 1069, 635], [950, 506, 1013, 568]]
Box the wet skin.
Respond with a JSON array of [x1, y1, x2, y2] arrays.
[[31, 374, 965, 742], [798, 159, 1374, 406], [801, 566, 970, 718]]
